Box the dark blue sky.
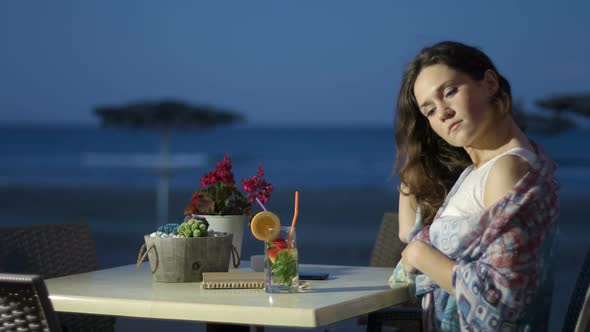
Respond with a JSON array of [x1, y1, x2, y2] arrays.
[[1, 1, 589, 126]]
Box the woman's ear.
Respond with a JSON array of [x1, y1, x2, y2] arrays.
[[483, 69, 500, 97]]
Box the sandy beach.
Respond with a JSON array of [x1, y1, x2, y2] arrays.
[[1, 184, 588, 331]]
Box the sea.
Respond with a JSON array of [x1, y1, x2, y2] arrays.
[[0, 124, 589, 194]]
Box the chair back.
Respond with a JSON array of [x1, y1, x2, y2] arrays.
[[0, 223, 115, 332], [0, 273, 62, 332], [369, 212, 406, 267], [0, 223, 99, 278], [562, 247, 590, 332]]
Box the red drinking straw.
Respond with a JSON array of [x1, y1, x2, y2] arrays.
[[287, 191, 299, 249]]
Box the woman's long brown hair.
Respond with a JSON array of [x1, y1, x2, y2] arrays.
[[394, 41, 512, 224]]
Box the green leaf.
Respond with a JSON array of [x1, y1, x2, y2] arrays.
[[271, 250, 298, 286]]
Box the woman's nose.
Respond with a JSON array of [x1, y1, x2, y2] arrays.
[[438, 107, 455, 122]]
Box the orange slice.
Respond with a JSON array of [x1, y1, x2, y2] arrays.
[[250, 211, 281, 241]]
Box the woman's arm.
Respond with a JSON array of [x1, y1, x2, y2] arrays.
[[402, 240, 456, 295], [484, 155, 531, 208], [398, 183, 417, 243]]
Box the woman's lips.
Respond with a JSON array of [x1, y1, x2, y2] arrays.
[[448, 120, 462, 134]]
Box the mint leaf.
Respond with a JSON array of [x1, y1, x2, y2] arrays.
[[271, 249, 298, 287]]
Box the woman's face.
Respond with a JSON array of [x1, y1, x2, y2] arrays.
[[412, 64, 499, 147]]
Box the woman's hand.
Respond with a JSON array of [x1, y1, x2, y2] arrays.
[[401, 240, 430, 274], [401, 240, 457, 295]]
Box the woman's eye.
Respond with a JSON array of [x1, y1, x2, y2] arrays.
[[444, 87, 457, 98], [426, 108, 435, 117]]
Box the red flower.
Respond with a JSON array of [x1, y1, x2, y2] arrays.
[[200, 154, 236, 188], [184, 192, 201, 215], [257, 166, 264, 178], [217, 170, 235, 185], [185, 156, 272, 216], [191, 192, 199, 206], [242, 166, 273, 204]]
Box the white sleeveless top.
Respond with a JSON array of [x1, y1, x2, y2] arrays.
[[439, 147, 537, 218]]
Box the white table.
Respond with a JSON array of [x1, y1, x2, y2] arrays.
[[45, 263, 409, 328]]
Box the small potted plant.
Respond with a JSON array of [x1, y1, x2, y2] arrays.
[[183, 155, 273, 263], [139, 216, 235, 282]]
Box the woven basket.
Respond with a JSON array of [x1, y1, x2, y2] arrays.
[[138, 232, 237, 282]]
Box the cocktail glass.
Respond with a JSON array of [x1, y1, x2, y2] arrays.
[[264, 225, 299, 293]]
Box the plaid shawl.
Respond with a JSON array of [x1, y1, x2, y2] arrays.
[[390, 142, 559, 331]]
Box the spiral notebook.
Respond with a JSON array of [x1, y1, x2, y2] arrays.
[[201, 271, 265, 289]]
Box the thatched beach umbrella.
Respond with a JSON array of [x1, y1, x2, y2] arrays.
[[95, 99, 245, 226], [536, 94, 590, 117]]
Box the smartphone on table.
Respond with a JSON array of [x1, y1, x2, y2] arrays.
[[299, 270, 329, 280]]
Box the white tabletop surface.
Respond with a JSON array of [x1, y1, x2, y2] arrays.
[[45, 263, 409, 328]]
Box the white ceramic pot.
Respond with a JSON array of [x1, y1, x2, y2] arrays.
[[197, 214, 247, 268]]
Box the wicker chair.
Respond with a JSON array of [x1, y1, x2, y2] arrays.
[[0, 273, 62, 332], [0, 223, 115, 332], [362, 212, 422, 332], [562, 247, 590, 332], [369, 212, 407, 268]]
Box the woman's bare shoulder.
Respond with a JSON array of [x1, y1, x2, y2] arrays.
[[483, 154, 532, 208]]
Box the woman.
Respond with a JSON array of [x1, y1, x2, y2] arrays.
[[392, 41, 559, 331]]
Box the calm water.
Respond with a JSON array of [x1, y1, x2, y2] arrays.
[[0, 125, 589, 193]]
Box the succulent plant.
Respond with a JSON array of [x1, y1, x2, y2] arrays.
[[178, 217, 209, 238]]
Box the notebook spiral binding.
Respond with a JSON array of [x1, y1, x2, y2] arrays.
[[202, 280, 264, 289], [201, 272, 265, 289]]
